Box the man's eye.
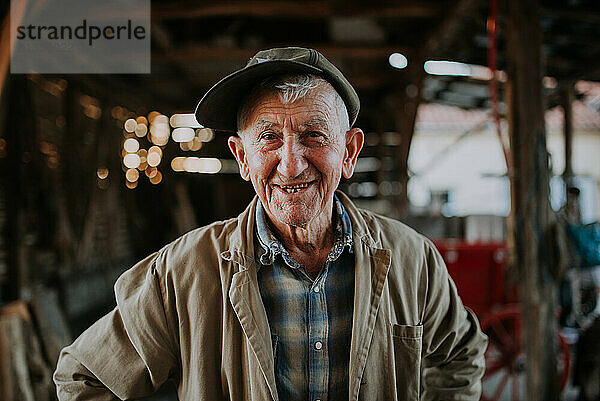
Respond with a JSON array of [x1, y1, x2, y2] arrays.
[[260, 133, 278, 140], [308, 131, 323, 138]]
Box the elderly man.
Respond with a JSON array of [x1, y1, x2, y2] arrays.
[[54, 47, 487, 400]]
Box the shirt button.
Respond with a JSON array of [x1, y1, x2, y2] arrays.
[[313, 286, 320, 293], [314, 341, 323, 350]]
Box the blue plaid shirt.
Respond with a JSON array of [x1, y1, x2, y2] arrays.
[[255, 195, 355, 401]]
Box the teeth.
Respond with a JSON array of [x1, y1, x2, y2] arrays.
[[280, 183, 310, 193]]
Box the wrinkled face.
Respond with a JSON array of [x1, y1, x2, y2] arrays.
[[229, 83, 363, 228]]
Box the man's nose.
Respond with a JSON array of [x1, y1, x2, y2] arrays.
[[277, 137, 308, 178]]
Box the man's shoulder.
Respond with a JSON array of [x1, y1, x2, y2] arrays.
[[158, 216, 240, 263], [353, 205, 433, 251]]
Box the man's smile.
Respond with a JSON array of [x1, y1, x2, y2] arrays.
[[273, 181, 315, 194]]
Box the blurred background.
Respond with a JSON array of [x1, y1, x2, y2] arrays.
[[1, 0, 600, 400]]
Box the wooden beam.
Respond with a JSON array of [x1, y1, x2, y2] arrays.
[[506, 0, 559, 400], [142, 70, 400, 92], [423, 0, 481, 57], [155, 45, 410, 63], [542, 6, 600, 22], [154, 44, 410, 89], [153, 1, 443, 19]]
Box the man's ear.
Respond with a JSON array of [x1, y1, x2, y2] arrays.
[[228, 136, 251, 181], [342, 128, 364, 179]]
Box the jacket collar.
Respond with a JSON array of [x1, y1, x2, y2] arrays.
[[222, 192, 381, 265], [255, 194, 354, 269], [219, 196, 259, 271]]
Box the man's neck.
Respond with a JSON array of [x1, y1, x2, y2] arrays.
[[266, 202, 335, 277]]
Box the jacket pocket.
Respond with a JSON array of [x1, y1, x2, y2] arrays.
[[391, 323, 422, 401]]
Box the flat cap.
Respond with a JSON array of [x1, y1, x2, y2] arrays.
[[194, 47, 360, 132]]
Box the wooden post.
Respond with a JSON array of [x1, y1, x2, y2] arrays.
[[506, 0, 559, 400], [559, 81, 582, 221], [394, 62, 424, 216], [559, 81, 574, 187], [559, 81, 574, 181]]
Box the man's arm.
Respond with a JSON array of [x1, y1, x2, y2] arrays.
[[420, 241, 488, 400], [54, 252, 179, 400]]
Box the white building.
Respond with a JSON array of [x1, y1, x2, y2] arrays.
[[409, 81, 600, 224]]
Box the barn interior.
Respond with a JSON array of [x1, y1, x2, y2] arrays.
[[1, 0, 600, 400]]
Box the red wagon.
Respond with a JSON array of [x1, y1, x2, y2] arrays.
[[434, 240, 571, 401]]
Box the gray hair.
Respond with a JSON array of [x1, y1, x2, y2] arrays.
[[237, 74, 350, 134]]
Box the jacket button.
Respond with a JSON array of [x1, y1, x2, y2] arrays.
[[314, 341, 323, 350]]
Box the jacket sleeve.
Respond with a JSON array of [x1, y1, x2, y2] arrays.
[[420, 241, 488, 400], [54, 252, 180, 400]]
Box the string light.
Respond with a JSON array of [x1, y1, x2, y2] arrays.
[[171, 157, 185, 172], [145, 166, 158, 178], [97, 167, 109, 179], [124, 118, 137, 132], [182, 157, 222, 174], [135, 123, 148, 137], [172, 127, 195, 142], [125, 168, 139, 182], [170, 113, 202, 128], [147, 146, 162, 167], [196, 128, 214, 142], [123, 138, 139, 153], [149, 171, 163, 184], [123, 153, 141, 169], [424, 60, 471, 76], [389, 53, 408, 69]]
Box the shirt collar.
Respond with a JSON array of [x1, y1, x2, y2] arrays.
[[255, 195, 354, 267]]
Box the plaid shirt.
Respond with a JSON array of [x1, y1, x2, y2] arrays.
[[255, 195, 355, 401]]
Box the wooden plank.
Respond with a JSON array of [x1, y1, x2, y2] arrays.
[[506, 0, 559, 400]]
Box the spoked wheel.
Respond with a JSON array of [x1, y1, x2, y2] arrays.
[[480, 305, 571, 401]]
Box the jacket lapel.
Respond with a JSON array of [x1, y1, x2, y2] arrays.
[[349, 242, 391, 400], [224, 198, 279, 401], [338, 192, 392, 400], [228, 261, 278, 401]]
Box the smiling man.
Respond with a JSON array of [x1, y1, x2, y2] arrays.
[[54, 47, 487, 401]]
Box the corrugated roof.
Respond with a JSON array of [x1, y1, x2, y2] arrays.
[[416, 81, 600, 132]]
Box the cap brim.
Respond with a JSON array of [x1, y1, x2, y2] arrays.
[[195, 60, 323, 133]]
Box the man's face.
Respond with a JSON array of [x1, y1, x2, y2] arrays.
[[228, 83, 363, 228]]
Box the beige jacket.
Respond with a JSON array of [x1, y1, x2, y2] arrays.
[[54, 192, 487, 400]]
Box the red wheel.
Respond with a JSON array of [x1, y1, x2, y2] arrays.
[[480, 305, 570, 401]]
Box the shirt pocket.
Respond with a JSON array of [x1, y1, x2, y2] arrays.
[[391, 323, 423, 401]]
